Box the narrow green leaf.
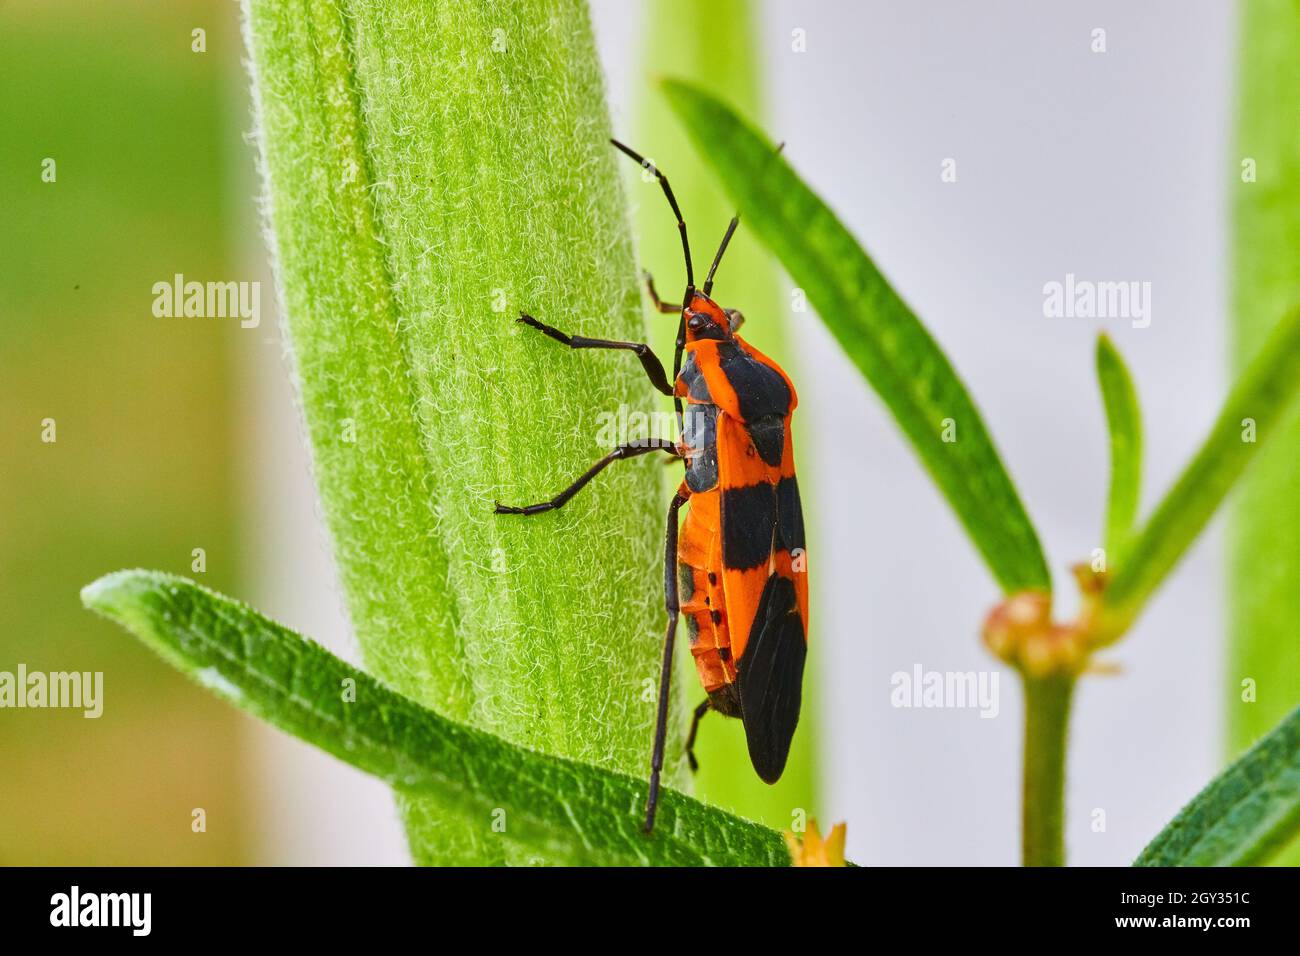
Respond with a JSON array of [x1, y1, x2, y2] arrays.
[[1098, 306, 1300, 641], [242, 0, 674, 863], [1095, 334, 1142, 569], [1134, 704, 1300, 866], [82, 571, 791, 867], [660, 80, 1050, 595]]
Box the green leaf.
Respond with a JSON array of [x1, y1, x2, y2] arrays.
[[82, 571, 792, 867], [1098, 306, 1300, 642], [1134, 703, 1300, 866], [634, 0, 818, 832], [660, 79, 1050, 595], [242, 0, 676, 863], [1095, 334, 1142, 569], [1229, 0, 1300, 865]]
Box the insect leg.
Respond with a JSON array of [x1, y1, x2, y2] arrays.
[[644, 487, 690, 834], [684, 699, 711, 773], [516, 313, 673, 396], [642, 272, 682, 314], [493, 439, 679, 516]]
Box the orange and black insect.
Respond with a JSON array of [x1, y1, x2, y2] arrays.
[[494, 140, 808, 833]]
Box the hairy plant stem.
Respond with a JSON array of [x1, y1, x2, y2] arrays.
[[242, 0, 670, 864], [1022, 674, 1075, 867]]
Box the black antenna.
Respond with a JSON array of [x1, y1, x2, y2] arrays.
[[701, 142, 785, 296], [611, 139, 694, 294], [702, 216, 740, 296]]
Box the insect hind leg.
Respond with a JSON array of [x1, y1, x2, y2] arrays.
[[684, 699, 710, 774], [644, 487, 690, 834]]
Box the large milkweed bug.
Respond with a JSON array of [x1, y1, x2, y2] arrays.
[[494, 139, 808, 833]]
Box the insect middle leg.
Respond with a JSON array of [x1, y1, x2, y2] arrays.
[[516, 313, 673, 396], [645, 485, 690, 834], [493, 439, 679, 516]]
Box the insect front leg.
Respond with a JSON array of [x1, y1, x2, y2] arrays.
[[644, 486, 690, 834], [515, 312, 674, 396], [493, 440, 679, 516]]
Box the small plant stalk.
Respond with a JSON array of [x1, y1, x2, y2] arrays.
[[1021, 674, 1075, 867], [984, 590, 1090, 866]]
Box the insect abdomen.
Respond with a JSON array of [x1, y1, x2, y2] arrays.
[[677, 494, 736, 693]]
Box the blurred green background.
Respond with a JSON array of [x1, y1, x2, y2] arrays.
[[0, 0, 248, 864]]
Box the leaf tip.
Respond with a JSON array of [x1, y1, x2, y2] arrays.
[[658, 76, 713, 117], [1095, 330, 1119, 362], [81, 568, 179, 629], [80, 569, 140, 614]]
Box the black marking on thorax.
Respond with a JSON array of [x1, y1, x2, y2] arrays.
[[717, 343, 790, 466], [717, 343, 790, 420]]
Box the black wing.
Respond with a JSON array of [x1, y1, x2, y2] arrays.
[[737, 572, 806, 784]]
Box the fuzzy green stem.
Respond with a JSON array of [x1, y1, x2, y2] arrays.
[[241, 0, 671, 864], [1022, 674, 1075, 867]]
